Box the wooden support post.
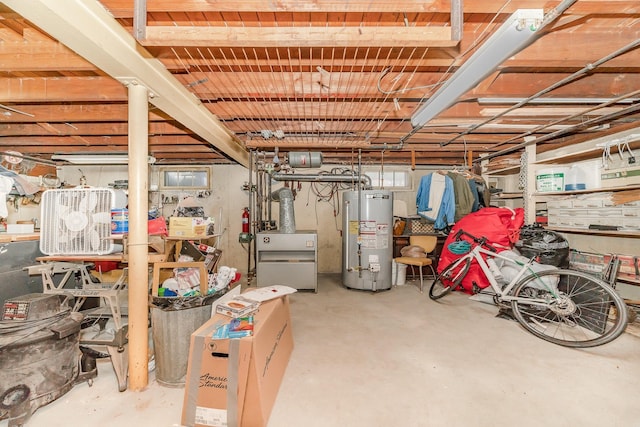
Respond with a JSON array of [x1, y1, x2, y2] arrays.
[[127, 82, 150, 390]]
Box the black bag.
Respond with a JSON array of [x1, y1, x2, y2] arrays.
[[515, 224, 570, 267]]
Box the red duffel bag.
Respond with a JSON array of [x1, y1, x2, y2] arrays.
[[437, 207, 525, 294]]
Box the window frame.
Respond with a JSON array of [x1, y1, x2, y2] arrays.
[[363, 167, 412, 190], [158, 166, 211, 190]]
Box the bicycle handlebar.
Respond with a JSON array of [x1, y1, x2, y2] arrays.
[[452, 229, 499, 253]]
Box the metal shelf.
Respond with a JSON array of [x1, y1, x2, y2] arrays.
[[547, 226, 640, 238], [483, 165, 520, 176], [533, 184, 640, 197], [494, 192, 523, 199]]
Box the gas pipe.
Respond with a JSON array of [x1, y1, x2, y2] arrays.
[[241, 207, 250, 233]]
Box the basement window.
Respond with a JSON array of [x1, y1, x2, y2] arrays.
[[364, 168, 411, 190], [159, 167, 210, 190]]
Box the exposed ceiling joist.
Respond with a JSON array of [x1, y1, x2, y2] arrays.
[[139, 26, 458, 48], [98, 0, 640, 15], [1, 0, 248, 166], [0, 1, 638, 168]]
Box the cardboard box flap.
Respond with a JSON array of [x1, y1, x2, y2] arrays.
[[183, 326, 252, 427], [241, 297, 293, 427]]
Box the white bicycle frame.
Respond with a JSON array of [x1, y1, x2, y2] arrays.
[[463, 244, 559, 306]]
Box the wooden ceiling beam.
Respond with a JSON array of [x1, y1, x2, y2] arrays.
[[0, 135, 211, 146], [0, 69, 635, 104], [153, 26, 640, 70], [223, 118, 569, 134], [0, 30, 97, 71], [0, 121, 190, 136], [176, 71, 444, 99], [10, 145, 232, 164], [243, 131, 507, 144], [0, 27, 24, 42], [103, 0, 442, 15], [155, 151, 227, 157], [205, 97, 638, 121], [0, 53, 96, 71], [208, 104, 409, 120], [244, 141, 501, 153], [3, 0, 249, 167], [319, 150, 476, 160], [514, 30, 640, 67], [178, 72, 638, 100], [140, 25, 456, 48], [473, 73, 640, 98], [100, 0, 640, 16], [0, 76, 126, 102], [157, 56, 456, 71], [2, 25, 633, 73], [7, 145, 221, 155], [0, 104, 171, 123], [224, 120, 442, 134]]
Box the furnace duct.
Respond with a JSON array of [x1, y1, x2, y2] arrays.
[[271, 172, 372, 189], [271, 187, 296, 233]]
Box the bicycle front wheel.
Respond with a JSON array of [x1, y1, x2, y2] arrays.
[[511, 269, 628, 348], [429, 257, 471, 300]]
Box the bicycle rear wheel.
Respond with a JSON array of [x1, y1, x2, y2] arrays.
[[429, 257, 471, 300], [510, 269, 628, 348]]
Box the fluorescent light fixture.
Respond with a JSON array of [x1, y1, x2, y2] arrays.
[[51, 153, 156, 165], [478, 97, 640, 105], [411, 9, 544, 128]]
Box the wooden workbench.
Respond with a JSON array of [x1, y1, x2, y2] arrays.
[[36, 254, 124, 262], [0, 232, 40, 242]]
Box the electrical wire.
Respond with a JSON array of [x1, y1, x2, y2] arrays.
[[376, 0, 512, 97], [376, 66, 445, 96]]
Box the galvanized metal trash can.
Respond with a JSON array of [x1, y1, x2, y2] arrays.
[[150, 304, 212, 387]]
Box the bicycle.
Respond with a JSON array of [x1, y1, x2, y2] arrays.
[[429, 229, 628, 348]]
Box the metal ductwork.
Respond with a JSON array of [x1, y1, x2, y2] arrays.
[[271, 172, 372, 189], [271, 187, 296, 234]]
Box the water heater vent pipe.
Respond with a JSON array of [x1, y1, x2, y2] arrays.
[[271, 187, 296, 234]]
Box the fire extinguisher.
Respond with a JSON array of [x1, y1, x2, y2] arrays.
[[241, 207, 250, 233]]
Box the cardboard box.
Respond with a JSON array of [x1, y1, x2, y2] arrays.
[[180, 239, 207, 261], [215, 297, 259, 319], [182, 296, 294, 427], [169, 217, 207, 238]]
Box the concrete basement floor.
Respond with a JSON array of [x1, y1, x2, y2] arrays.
[[13, 274, 640, 427]]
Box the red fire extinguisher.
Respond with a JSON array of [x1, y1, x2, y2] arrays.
[[241, 207, 250, 233]]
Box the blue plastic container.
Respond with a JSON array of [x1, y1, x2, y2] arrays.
[[110, 209, 129, 234]]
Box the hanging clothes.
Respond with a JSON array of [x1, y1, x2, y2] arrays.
[[447, 171, 475, 221], [0, 165, 39, 196], [470, 175, 491, 207], [0, 175, 14, 217], [416, 173, 455, 230], [467, 178, 481, 212]]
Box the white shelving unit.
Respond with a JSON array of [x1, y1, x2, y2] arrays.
[[482, 130, 640, 296], [481, 156, 524, 210]]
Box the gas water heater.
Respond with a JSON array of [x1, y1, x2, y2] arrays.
[[342, 190, 393, 291]]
